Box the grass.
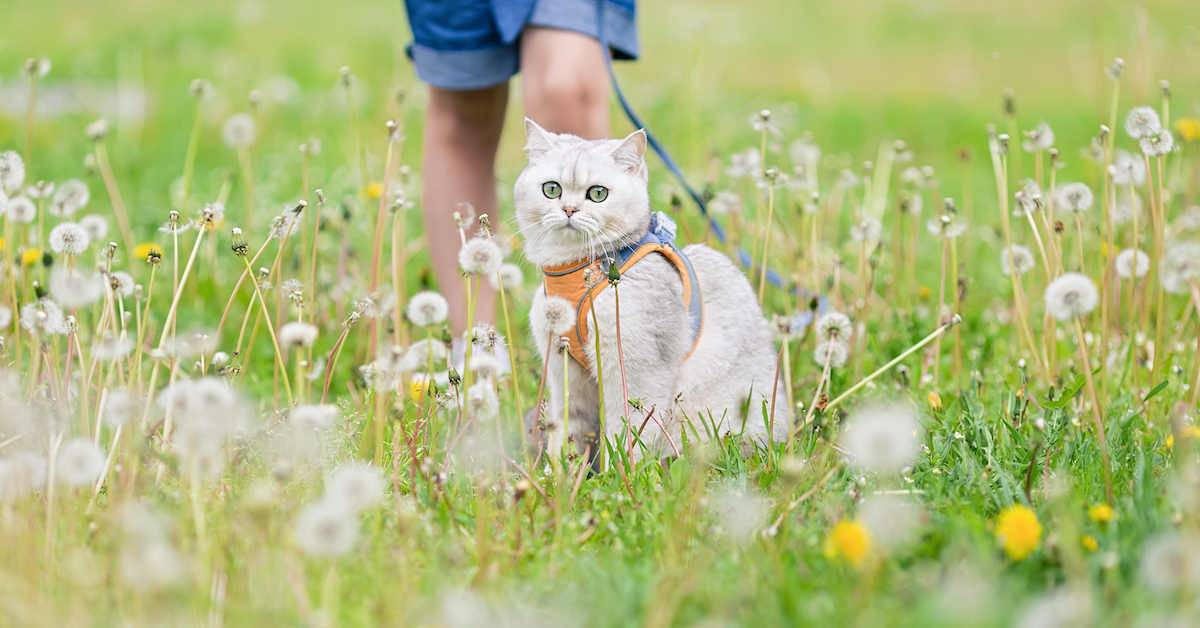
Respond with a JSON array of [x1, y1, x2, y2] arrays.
[[2, 0, 1200, 625]]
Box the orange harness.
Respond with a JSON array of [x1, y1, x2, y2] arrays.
[[541, 212, 704, 372]]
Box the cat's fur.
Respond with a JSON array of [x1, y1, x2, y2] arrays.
[[516, 118, 789, 459]]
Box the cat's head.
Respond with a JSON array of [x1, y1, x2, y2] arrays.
[[514, 118, 650, 267]]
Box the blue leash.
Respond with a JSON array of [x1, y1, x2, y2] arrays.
[[596, 2, 791, 290]]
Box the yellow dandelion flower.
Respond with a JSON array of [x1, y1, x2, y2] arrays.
[[824, 519, 871, 567], [1087, 504, 1114, 523], [917, 285, 931, 299], [1100, 242, 1109, 258], [1081, 535, 1098, 552], [1175, 118, 1200, 142], [367, 182, 384, 199], [0, 237, 5, 252], [134, 243, 163, 261], [410, 377, 427, 402], [927, 391, 943, 412], [22, 248, 42, 266], [1183, 426, 1200, 439], [995, 504, 1042, 561], [1167, 434, 1175, 449]]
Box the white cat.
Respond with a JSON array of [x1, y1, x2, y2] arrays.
[[516, 118, 789, 459]]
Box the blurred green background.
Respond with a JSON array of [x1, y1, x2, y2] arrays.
[[2, 0, 1199, 233]]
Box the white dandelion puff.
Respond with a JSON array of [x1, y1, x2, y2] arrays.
[[110, 271, 135, 298], [815, 312, 853, 343], [1055, 183, 1093, 213], [278, 321, 319, 349], [48, 179, 89, 218], [103, 390, 137, 427], [708, 190, 742, 216], [1016, 589, 1092, 628], [1022, 122, 1055, 152], [324, 463, 385, 514], [289, 404, 338, 431], [0, 306, 11, 329], [294, 499, 359, 558], [0, 151, 25, 194], [850, 216, 883, 243], [1160, 242, 1200, 295], [6, 196, 36, 224], [78, 214, 108, 241], [1140, 534, 1200, 594], [198, 202, 225, 228], [860, 494, 920, 550], [1141, 131, 1175, 157], [458, 238, 503, 275], [466, 381, 500, 421], [531, 295, 577, 338], [94, 335, 134, 361], [20, 300, 67, 335], [222, 113, 257, 148], [1044, 273, 1099, 321], [488, 263, 524, 291], [725, 148, 761, 179], [1125, 106, 1162, 139], [406, 291, 449, 327], [49, 222, 90, 255], [1001, 245, 1035, 276], [85, 118, 109, 140], [49, 267, 105, 308], [468, 352, 503, 379], [1110, 191, 1143, 226], [840, 403, 922, 474], [56, 439, 106, 487], [1115, 249, 1150, 279], [1109, 150, 1146, 187], [711, 487, 768, 543], [813, 340, 849, 369]]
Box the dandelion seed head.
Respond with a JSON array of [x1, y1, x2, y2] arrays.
[[1109, 150, 1147, 187], [1055, 183, 1093, 213], [1141, 131, 1175, 157], [711, 486, 768, 543], [709, 190, 742, 216], [49, 222, 90, 255], [466, 381, 500, 421], [532, 295, 577, 338], [6, 196, 35, 224], [1115, 248, 1150, 279], [1160, 242, 1200, 295], [726, 148, 761, 180], [48, 179, 89, 218], [1125, 106, 1162, 139], [94, 334, 133, 361], [324, 462, 385, 514], [50, 268, 104, 309], [489, 263, 524, 291], [78, 214, 108, 242], [0, 452, 48, 501], [1140, 534, 1200, 593], [294, 499, 359, 558], [290, 404, 338, 431], [222, 113, 257, 148], [468, 352, 503, 379], [840, 403, 922, 473], [1022, 121, 1054, 152], [458, 238, 503, 275], [397, 338, 448, 374], [1001, 245, 1036, 276], [815, 312, 852, 342], [279, 321, 319, 348], [56, 439, 106, 487], [20, 300, 67, 335], [103, 390, 136, 428], [406, 291, 449, 327], [850, 216, 882, 242], [1110, 191, 1143, 226], [120, 541, 187, 592], [1044, 273, 1099, 321], [813, 340, 849, 369], [0, 152, 25, 195], [199, 202, 225, 228]]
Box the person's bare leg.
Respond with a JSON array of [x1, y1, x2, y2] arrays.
[[520, 27, 610, 139], [421, 83, 508, 333]]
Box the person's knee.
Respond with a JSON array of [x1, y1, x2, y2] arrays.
[[526, 67, 605, 129], [428, 85, 507, 141]]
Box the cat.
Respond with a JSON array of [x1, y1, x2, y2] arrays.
[[515, 118, 790, 460]]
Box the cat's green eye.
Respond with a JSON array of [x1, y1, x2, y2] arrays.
[[587, 186, 609, 202], [542, 181, 562, 199]]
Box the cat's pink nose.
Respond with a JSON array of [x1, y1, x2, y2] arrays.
[[562, 206, 579, 217]]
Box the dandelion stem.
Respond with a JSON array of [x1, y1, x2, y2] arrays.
[[821, 315, 960, 417], [239, 254, 294, 404], [1072, 317, 1114, 505], [368, 131, 396, 356], [93, 139, 136, 255]]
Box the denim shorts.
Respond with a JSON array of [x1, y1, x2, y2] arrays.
[[405, 0, 639, 91]]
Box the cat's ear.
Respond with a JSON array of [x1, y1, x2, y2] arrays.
[[611, 129, 647, 173], [524, 118, 555, 159]]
